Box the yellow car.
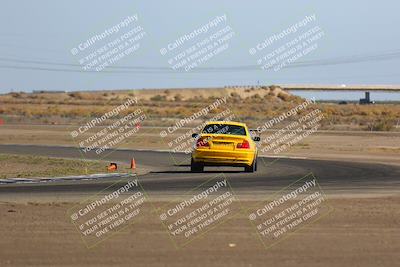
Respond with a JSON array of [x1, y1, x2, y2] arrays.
[[191, 121, 259, 172]]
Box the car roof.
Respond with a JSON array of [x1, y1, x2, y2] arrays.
[[204, 121, 247, 127]]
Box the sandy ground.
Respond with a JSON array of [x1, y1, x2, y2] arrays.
[[0, 196, 399, 267]]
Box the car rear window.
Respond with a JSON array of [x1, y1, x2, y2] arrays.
[[202, 124, 247, 136]]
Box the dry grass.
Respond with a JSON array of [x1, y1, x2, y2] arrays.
[[1, 86, 399, 131], [0, 154, 106, 179]]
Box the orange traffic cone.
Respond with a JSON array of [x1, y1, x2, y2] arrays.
[[107, 163, 117, 171], [130, 158, 136, 171]]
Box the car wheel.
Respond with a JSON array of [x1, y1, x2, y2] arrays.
[[245, 157, 257, 173], [191, 158, 204, 172]]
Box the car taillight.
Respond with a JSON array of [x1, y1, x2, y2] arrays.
[[237, 140, 250, 149], [196, 138, 209, 148]]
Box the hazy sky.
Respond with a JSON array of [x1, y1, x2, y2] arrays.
[[1, 0, 400, 92]]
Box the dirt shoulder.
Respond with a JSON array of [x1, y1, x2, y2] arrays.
[[0, 197, 398, 267]]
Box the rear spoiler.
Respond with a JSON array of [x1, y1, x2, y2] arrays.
[[248, 129, 260, 136]]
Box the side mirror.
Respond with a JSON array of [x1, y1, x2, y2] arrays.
[[192, 133, 199, 138], [252, 136, 260, 142]]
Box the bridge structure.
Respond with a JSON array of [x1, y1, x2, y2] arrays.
[[281, 84, 400, 92]]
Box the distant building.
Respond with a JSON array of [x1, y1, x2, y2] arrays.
[[359, 92, 374, 104], [33, 90, 67, 94]]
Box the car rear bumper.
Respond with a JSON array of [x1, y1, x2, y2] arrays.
[[192, 149, 255, 166]]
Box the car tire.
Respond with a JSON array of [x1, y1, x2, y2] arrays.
[[191, 158, 204, 172], [245, 156, 257, 173]]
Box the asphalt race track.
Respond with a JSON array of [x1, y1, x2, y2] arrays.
[[0, 144, 399, 196]]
